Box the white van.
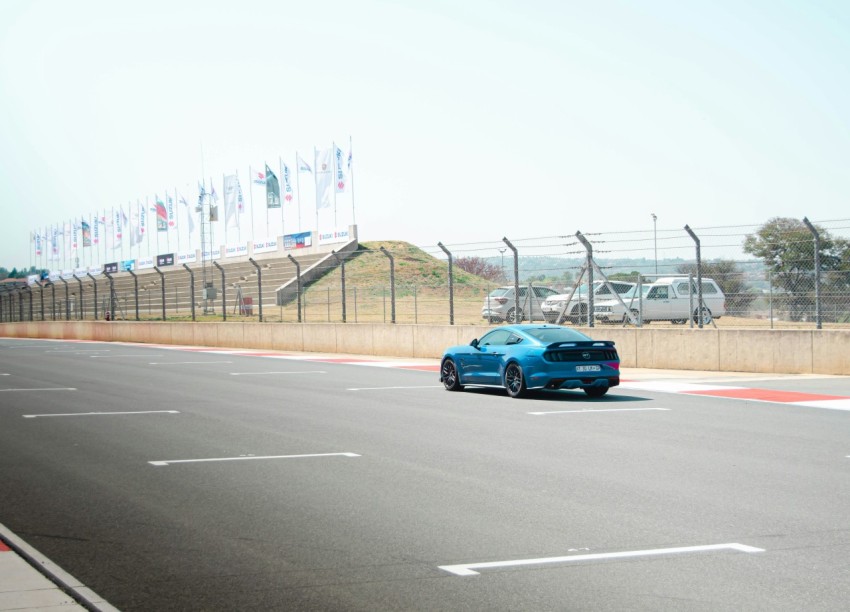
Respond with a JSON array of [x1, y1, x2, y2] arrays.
[[594, 277, 726, 324]]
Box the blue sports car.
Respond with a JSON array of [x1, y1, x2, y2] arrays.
[[439, 324, 620, 398]]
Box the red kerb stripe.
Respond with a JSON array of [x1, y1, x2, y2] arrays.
[[685, 388, 846, 403]]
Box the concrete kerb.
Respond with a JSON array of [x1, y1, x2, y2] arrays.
[[0, 321, 849, 375]]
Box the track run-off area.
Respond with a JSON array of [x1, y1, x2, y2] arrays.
[[2, 337, 850, 611]]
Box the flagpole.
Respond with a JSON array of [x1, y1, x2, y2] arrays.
[[349, 135, 356, 226], [295, 152, 303, 232], [332, 143, 339, 228], [279, 156, 285, 240], [314, 147, 319, 238], [248, 165, 256, 245], [236, 170, 242, 244], [264, 163, 270, 240], [174, 189, 180, 256], [221, 173, 228, 247]]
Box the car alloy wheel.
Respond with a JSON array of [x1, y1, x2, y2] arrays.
[[441, 358, 463, 391], [504, 362, 527, 398]]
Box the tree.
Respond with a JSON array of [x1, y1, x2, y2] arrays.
[[676, 259, 758, 315], [455, 256, 503, 282], [743, 217, 848, 321]]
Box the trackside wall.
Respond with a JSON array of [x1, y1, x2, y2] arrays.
[[1, 322, 848, 375]]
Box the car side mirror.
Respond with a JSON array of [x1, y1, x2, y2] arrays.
[[470, 338, 479, 349]]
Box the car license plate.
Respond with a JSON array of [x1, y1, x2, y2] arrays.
[[576, 365, 601, 372]]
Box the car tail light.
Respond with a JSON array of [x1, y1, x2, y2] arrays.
[[605, 361, 620, 370], [495, 297, 508, 305]]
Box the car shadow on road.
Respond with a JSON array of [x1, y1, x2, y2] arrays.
[[462, 387, 651, 403]]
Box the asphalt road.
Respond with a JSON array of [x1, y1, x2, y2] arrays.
[[1, 338, 849, 611]]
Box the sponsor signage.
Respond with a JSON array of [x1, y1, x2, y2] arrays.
[[61, 269, 74, 280], [177, 252, 197, 264], [87, 266, 102, 276], [283, 232, 312, 250], [317, 228, 350, 246], [225, 243, 248, 258], [253, 239, 278, 254], [137, 257, 154, 270], [27, 274, 39, 286], [104, 262, 119, 274], [156, 253, 175, 267], [74, 268, 87, 278], [120, 260, 135, 272]]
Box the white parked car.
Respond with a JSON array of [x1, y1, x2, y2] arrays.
[[541, 280, 637, 324], [594, 277, 726, 324]]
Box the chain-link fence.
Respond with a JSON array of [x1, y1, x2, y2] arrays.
[[3, 218, 848, 328]]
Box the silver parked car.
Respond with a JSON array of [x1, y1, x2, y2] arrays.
[[541, 281, 636, 324], [482, 286, 559, 323]]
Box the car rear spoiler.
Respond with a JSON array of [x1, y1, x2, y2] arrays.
[[546, 340, 616, 349]]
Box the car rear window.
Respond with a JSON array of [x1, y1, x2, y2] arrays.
[[488, 288, 511, 297], [524, 327, 591, 344]]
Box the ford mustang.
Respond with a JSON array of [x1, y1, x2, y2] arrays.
[[439, 324, 620, 398]]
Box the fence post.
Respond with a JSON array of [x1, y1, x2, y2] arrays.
[[248, 257, 263, 322], [802, 217, 822, 329], [213, 261, 226, 321], [153, 267, 166, 321], [86, 273, 98, 320], [182, 264, 195, 322], [57, 277, 69, 320], [287, 254, 301, 322], [26, 286, 34, 321], [575, 232, 594, 327], [380, 246, 396, 324], [16, 288, 23, 322], [437, 242, 454, 325], [502, 237, 520, 323], [684, 225, 704, 329], [127, 270, 140, 321], [103, 271, 116, 320], [332, 250, 346, 323], [73, 275, 84, 320]]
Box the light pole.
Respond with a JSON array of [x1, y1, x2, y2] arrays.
[[651, 213, 658, 275], [498, 247, 506, 280]]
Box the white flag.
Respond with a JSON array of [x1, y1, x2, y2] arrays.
[[314, 147, 333, 209], [223, 174, 240, 229], [297, 153, 312, 174]]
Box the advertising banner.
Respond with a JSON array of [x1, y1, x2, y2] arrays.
[[177, 252, 197, 265], [252, 239, 278, 254], [137, 257, 155, 270], [225, 244, 249, 258], [156, 253, 175, 267], [120, 260, 135, 272], [284, 232, 312, 250], [317, 228, 350, 246]]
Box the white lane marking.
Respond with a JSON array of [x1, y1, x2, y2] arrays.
[[148, 361, 233, 365], [148, 452, 361, 467], [619, 381, 743, 393], [47, 349, 111, 353], [0, 373, 9, 376], [23, 410, 180, 418], [439, 543, 765, 576], [528, 407, 672, 416], [796, 399, 850, 411], [230, 371, 327, 376], [347, 385, 444, 391], [0, 388, 76, 392], [90, 354, 163, 358]]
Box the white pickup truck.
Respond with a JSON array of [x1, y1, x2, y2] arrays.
[[594, 277, 726, 324]]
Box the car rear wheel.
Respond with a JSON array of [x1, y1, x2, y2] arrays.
[[584, 386, 609, 398], [441, 358, 463, 391], [504, 363, 527, 398], [505, 307, 524, 323]]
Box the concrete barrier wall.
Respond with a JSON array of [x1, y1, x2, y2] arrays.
[[1, 322, 848, 375]]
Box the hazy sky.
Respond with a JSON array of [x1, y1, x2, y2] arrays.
[[1, 0, 848, 269]]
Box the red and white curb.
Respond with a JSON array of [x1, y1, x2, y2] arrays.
[[619, 380, 850, 411]]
